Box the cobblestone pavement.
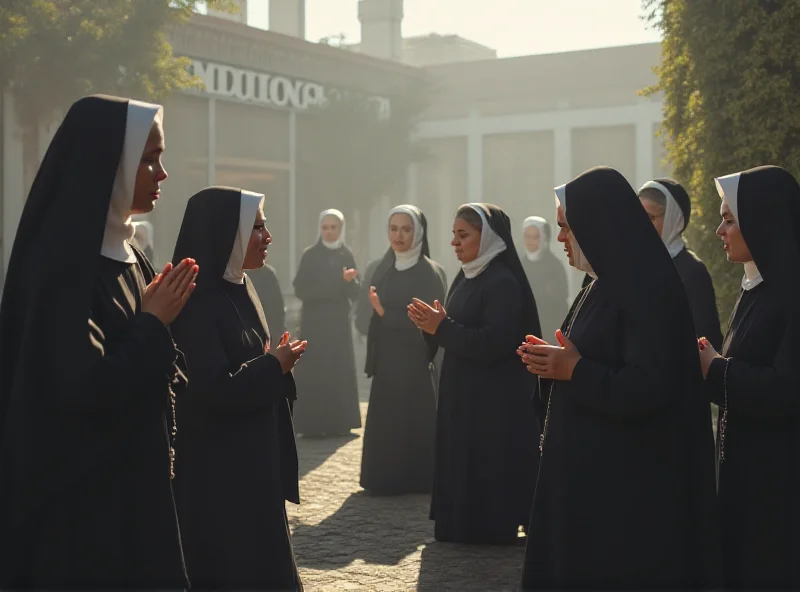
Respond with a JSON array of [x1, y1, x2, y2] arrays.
[[287, 335, 525, 591]]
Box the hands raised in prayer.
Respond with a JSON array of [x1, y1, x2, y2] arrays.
[[343, 267, 358, 282], [142, 258, 198, 326], [369, 286, 385, 317], [266, 331, 308, 374], [407, 297, 447, 335], [517, 330, 582, 381], [697, 336, 722, 379]]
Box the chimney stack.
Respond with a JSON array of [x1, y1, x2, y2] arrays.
[[358, 0, 403, 61]]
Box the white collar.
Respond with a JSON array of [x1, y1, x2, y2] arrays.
[[742, 261, 763, 291], [101, 101, 162, 263]]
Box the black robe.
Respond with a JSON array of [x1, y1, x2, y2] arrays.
[[521, 249, 568, 341], [673, 248, 723, 350], [355, 254, 447, 495], [248, 263, 287, 335], [428, 237, 540, 545], [0, 96, 188, 590], [291, 242, 361, 435], [171, 186, 301, 591], [523, 167, 720, 589], [704, 165, 800, 590]]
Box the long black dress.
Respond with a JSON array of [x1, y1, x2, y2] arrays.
[[0, 96, 188, 589], [292, 241, 361, 436], [171, 187, 301, 591], [673, 248, 723, 350], [705, 165, 800, 590], [249, 263, 287, 335], [428, 204, 541, 545], [522, 167, 720, 589], [355, 249, 447, 495], [521, 249, 568, 341]]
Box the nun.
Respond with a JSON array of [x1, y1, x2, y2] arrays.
[[355, 205, 447, 495], [0, 95, 196, 589], [519, 167, 720, 589], [699, 166, 800, 590], [408, 203, 541, 545], [249, 263, 287, 335], [170, 186, 305, 591], [639, 178, 723, 349], [520, 216, 568, 340], [292, 209, 361, 437]]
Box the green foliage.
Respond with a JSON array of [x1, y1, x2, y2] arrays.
[[0, 0, 236, 128], [643, 0, 800, 325]]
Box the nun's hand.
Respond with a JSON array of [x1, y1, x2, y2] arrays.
[[343, 267, 358, 282], [268, 336, 308, 374], [265, 331, 289, 353], [407, 298, 446, 335], [142, 259, 198, 326], [517, 334, 549, 368], [698, 337, 721, 379], [524, 330, 581, 380], [368, 286, 385, 317]]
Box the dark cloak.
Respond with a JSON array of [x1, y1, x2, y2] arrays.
[[705, 165, 800, 589], [248, 263, 287, 335], [291, 236, 361, 436], [522, 167, 721, 589], [520, 223, 568, 341], [354, 206, 447, 495], [0, 95, 188, 589], [170, 186, 302, 591], [427, 203, 541, 544]]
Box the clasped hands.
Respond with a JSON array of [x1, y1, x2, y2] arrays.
[[517, 330, 582, 381], [697, 336, 722, 378], [265, 331, 308, 374], [407, 297, 447, 335]]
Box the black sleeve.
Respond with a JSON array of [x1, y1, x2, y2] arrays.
[[173, 297, 287, 415], [61, 311, 178, 413], [344, 249, 361, 302], [355, 259, 379, 336], [293, 248, 359, 302]]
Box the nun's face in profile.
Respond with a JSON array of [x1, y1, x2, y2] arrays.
[[716, 201, 752, 263], [639, 197, 666, 236], [451, 216, 480, 263], [321, 215, 342, 243], [389, 213, 414, 253], [523, 226, 541, 253], [556, 205, 576, 267], [242, 209, 272, 270], [131, 120, 168, 215]]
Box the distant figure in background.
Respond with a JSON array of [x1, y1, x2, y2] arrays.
[[520, 216, 568, 341], [292, 209, 361, 437], [131, 219, 155, 262], [355, 205, 446, 496], [639, 179, 723, 350], [248, 263, 287, 336]]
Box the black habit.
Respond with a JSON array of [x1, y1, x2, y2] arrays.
[[705, 166, 800, 589], [291, 239, 361, 435], [674, 248, 723, 350], [248, 263, 287, 335], [170, 187, 301, 591], [521, 247, 568, 341], [355, 207, 447, 495], [0, 96, 187, 589], [522, 167, 720, 589], [428, 204, 541, 545]]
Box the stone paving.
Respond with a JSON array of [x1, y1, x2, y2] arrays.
[[287, 334, 525, 591]]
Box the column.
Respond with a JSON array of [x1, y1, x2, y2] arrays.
[[288, 109, 297, 280], [207, 98, 216, 185], [467, 109, 483, 203]]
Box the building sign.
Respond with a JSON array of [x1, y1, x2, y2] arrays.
[[189, 59, 391, 118]]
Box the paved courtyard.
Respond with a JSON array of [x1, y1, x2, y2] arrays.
[[287, 334, 525, 591]]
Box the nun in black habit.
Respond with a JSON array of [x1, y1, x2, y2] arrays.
[[639, 178, 723, 349], [519, 167, 720, 589], [699, 166, 800, 590], [0, 95, 197, 589], [249, 263, 287, 335], [292, 209, 362, 436], [355, 205, 447, 495], [171, 187, 305, 591], [408, 203, 541, 545], [520, 216, 568, 341]]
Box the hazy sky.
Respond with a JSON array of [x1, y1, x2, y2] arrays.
[[247, 0, 661, 57]]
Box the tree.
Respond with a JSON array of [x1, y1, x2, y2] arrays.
[[643, 0, 800, 324], [295, 77, 433, 263], [0, 0, 234, 148]]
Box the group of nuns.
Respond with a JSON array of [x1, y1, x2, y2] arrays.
[[0, 92, 797, 591]]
